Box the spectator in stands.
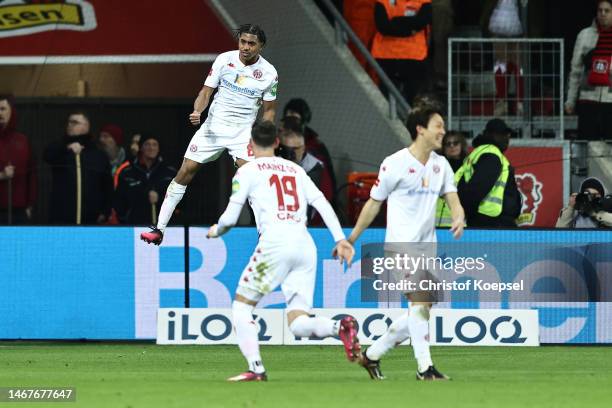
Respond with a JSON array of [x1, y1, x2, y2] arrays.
[[0, 95, 36, 224], [43, 111, 113, 224], [435, 131, 467, 226], [282, 98, 337, 196], [565, 0, 612, 140], [432, 0, 454, 89], [114, 135, 176, 225], [482, 0, 525, 116], [98, 123, 127, 177], [129, 133, 141, 160], [441, 131, 468, 172], [556, 177, 612, 228], [344, 0, 379, 82], [278, 118, 334, 224], [481, 0, 523, 38], [457, 118, 521, 227], [371, 0, 432, 104]]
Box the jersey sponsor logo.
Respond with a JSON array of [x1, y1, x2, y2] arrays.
[[220, 78, 259, 97], [433, 164, 440, 174], [253, 69, 263, 79], [228, 62, 235, 68], [515, 173, 543, 226], [0, 0, 96, 38], [408, 167, 415, 174], [189, 144, 197, 152]]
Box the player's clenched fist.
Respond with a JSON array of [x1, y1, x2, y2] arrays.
[[189, 110, 202, 126], [332, 239, 355, 266]]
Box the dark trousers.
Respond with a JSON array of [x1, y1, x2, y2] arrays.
[[377, 58, 430, 106], [577, 101, 612, 140]]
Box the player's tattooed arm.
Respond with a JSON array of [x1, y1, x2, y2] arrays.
[[262, 100, 276, 122], [190, 86, 215, 126]]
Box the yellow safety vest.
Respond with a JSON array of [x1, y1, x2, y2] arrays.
[[435, 170, 461, 227], [456, 145, 509, 217]]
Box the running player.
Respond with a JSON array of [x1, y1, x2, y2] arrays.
[[206, 121, 360, 381], [344, 106, 465, 381], [141, 24, 278, 245]]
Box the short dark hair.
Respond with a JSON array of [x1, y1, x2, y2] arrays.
[[283, 98, 312, 124], [280, 116, 304, 136], [234, 24, 266, 46], [252, 121, 277, 147], [406, 107, 443, 140], [0, 94, 14, 104], [69, 110, 91, 124]]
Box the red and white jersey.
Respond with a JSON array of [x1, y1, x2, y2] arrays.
[[204, 50, 278, 127], [370, 148, 456, 243], [229, 156, 324, 239]]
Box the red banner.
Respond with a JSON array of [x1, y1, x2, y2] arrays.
[[506, 146, 566, 227], [0, 0, 234, 63]]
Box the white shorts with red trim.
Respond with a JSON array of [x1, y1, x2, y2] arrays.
[[184, 120, 254, 163], [236, 233, 317, 311]]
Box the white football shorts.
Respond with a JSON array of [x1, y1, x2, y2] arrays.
[[184, 120, 254, 163], [236, 232, 317, 311]]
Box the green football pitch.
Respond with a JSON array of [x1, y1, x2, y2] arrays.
[[1, 342, 610, 408]]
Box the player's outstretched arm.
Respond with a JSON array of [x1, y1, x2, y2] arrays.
[[443, 192, 465, 239], [348, 198, 382, 244], [262, 100, 276, 122], [207, 201, 244, 238], [190, 86, 215, 126]]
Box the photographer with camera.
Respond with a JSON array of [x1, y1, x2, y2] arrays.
[[556, 177, 612, 228]]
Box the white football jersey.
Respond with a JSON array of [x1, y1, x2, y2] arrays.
[[204, 50, 278, 127], [370, 148, 456, 243], [229, 156, 324, 239]]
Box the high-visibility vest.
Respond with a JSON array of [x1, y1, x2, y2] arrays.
[[456, 145, 510, 217], [371, 0, 431, 61], [435, 169, 462, 227]]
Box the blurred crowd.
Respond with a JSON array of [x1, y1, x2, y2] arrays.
[[3, 1, 612, 228]]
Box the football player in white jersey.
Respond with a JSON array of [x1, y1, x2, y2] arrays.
[[206, 121, 360, 382], [141, 24, 278, 245], [344, 106, 465, 381]]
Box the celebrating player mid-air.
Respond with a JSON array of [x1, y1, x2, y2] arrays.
[[141, 24, 278, 245], [207, 121, 360, 382]]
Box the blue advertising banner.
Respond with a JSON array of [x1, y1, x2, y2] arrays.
[[1, 227, 611, 343]]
